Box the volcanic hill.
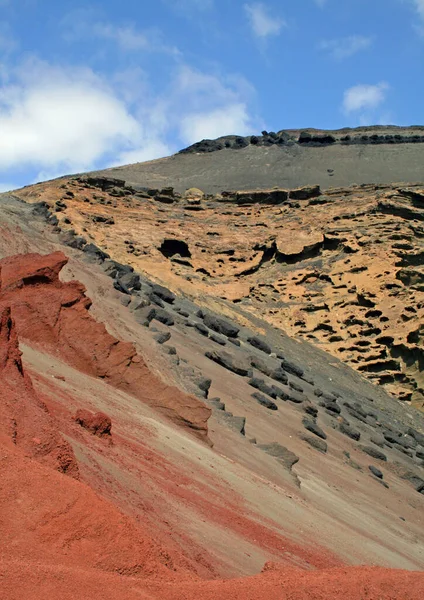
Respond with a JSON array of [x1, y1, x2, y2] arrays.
[[0, 125, 424, 598]]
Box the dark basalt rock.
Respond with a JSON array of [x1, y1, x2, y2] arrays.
[[114, 279, 131, 295], [220, 412, 246, 435], [301, 434, 327, 453], [209, 398, 225, 411], [279, 357, 304, 378], [251, 392, 278, 410], [360, 445, 387, 461], [163, 345, 177, 355], [303, 404, 319, 417], [154, 332, 171, 345], [285, 390, 306, 404], [210, 333, 227, 346], [103, 260, 134, 279], [179, 138, 225, 154], [195, 322, 209, 337], [270, 367, 289, 385], [302, 418, 327, 440], [257, 443, 299, 471], [80, 175, 125, 191], [83, 243, 110, 262], [59, 230, 87, 250], [298, 132, 336, 146], [393, 444, 413, 457], [202, 313, 240, 338], [339, 422, 361, 441], [205, 350, 253, 377], [119, 272, 141, 291], [149, 293, 165, 307], [289, 380, 304, 394], [370, 434, 386, 448], [148, 308, 175, 326], [249, 378, 278, 398], [408, 427, 424, 447], [320, 400, 341, 415], [197, 377, 212, 398], [369, 465, 384, 479], [247, 336, 272, 355], [150, 283, 176, 304]]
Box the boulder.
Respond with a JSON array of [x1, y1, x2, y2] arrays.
[[258, 443, 299, 471], [154, 332, 171, 345], [74, 409, 112, 437], [148, 308, 175, 326], [302, 418, 327, 440], [339, 422, 361, 441], [247, 336, 272, 355], [83, 243, 110, 262], [251, 392, 278, 410], [205, 350, 252, 377], [210, 333, 227, 346], [203, 314, 240, 338], [195, 322, 209, 337], [360, 445, 387, 461], [369, 465, 384, 479], [249, 377, 278, 398], [279, 357, 304, 378], [150, 283, 175, 304], [301, 434, 327, 453]]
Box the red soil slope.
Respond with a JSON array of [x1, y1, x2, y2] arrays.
[[0, 251, 423, 599], [0, 251, 210, 441], [0, 297, 78, 478]]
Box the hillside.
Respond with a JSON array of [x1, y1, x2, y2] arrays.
[[93, 126, 424, 194], [1, 126, 424, 598]]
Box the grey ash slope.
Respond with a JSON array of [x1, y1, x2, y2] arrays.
[[94, 126, 424, 194]]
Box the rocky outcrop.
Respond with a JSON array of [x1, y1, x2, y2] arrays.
[[0, 252, 210, 441], [179, 126, 424, 154], [0, 273, 79, 478], [13, 177, 424, 410]]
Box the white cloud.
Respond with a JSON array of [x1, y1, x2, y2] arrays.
[[314, 0, 327, 7], [342, 82, 389, 114], [172, 65, 256, 142], [0, 60, 143, 172], [113, 140, 173, 166], [244, 3, 286, 38], [180, 104, 251, 144], [320, 35, 372, 60], [0, 57, 258, 178]]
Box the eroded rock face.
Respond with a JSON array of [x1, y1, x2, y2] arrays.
[[0, 276, 79, 478], [15, 179, 424, 410], [0, 252, 210, 441]]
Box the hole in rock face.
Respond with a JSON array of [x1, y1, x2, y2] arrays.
[[159, 239, 191, 259]]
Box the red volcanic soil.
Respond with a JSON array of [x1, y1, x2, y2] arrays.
[[0, 251, 423, 599], [0, 302, 78, 478], [0, 251, 210, 441]]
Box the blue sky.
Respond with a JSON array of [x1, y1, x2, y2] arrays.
[[0, 0, 423, 190]]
